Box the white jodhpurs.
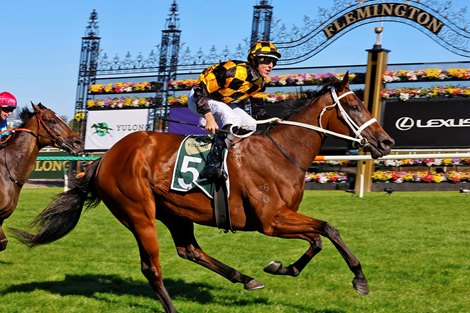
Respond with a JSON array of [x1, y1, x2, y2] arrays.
[[188, 88, 257, 132]]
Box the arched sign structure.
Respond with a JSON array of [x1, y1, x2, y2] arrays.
[[273, 0, 470, 65], [88, 0, 469, 73]]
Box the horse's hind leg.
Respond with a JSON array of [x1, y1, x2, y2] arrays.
[[163, 217, 264, 291], [264, 233, 322, 277], [0, 223, 8, 251]]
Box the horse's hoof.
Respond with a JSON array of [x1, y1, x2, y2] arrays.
[[264, 260, 282, 274], [352, 277, 369, 295], [0, 239, 8, 252], [244, 279, 264, 291]]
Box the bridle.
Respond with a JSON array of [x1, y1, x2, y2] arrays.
[[0, 110, 65, 146], [280, 88, 377, 148], [257, 88, 378, 172], [2, 109, 66, 187]]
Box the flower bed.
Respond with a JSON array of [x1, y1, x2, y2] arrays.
[[164, 68, 470, 91], [161, 85, 470, 106], [89, 81, 162, 94], [381, 85, 470, 101], [383, 68, 470, 82], [87, 97, 160, 109], [304, 171, 350, 184], [372, 170, 470, 183], [376, 158, 470, 167]]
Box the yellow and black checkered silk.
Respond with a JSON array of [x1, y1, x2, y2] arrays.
[[196, 60, 266, 105]]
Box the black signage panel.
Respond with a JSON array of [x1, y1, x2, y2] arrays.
[[382, 98, 470, 148]]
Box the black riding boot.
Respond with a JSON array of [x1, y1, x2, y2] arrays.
[[199, 132, 228, 181]]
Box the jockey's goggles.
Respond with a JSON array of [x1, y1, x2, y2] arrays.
[[1, 107, 15, 113], [258, 56, 277, 66]]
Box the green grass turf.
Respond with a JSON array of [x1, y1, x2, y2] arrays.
[[0, 188, 469, 312]]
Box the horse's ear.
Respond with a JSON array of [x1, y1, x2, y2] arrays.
[[340, 71, 350, 90], [31, 102, 45, 113], [31, 102, 40, 113]]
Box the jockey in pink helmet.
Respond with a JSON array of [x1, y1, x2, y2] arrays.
[[0, 92, 18, 141]]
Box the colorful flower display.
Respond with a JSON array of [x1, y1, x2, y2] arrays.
[[89, 81, 161, 94], [74, 111, 86, 122], [372, 170, 470, 183], [166, 72, 361, 90], [375, 158, 470, 167], [382, 68, 470, 83], [86, 97, 158, 108], [380, 85, 470, 101], [305, 172, 349, 184]]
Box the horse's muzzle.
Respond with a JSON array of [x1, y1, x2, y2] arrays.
[[60, 138, 83, 155]]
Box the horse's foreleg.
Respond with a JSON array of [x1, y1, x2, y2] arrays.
[[164, 218, 264, 291], [0, 223, 8, 252], [262, 209, 368, 295], [106, 197, 177, 313], [323, 222, 368, 295], [131, 220, 177, 313]]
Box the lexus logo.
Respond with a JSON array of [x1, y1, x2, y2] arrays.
[[395, 117, 414, 131], [395, 116, 470, 131]]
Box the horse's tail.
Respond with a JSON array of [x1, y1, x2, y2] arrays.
[[10, 159, 102, 248]]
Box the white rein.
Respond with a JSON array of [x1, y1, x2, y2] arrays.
[[232, 89, 377, 147]]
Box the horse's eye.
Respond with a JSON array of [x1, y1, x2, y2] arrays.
[[48, 119, 57, 125], [351, 105, 360, 111]]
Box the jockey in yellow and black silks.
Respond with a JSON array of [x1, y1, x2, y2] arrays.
[[188, 41, 281, 181]]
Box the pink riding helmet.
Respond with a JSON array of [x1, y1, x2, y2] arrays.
[[0, 91, 17, 108]]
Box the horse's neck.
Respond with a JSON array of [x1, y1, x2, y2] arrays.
[[268, 102, 325, 171], [3, 131, 40, 185]]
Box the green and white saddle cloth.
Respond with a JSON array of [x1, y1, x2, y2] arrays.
[[171, 135, 229, 199]]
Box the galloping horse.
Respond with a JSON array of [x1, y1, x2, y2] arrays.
[[0, 103, 82, 251], [13, 74, 394, 313]]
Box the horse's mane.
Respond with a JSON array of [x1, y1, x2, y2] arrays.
[[17, 107, 36, 128], [281, 76, 342, 119]]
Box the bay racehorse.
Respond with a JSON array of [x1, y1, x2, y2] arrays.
[[12, 74, 394, 313], [0, 103, 82, 252]]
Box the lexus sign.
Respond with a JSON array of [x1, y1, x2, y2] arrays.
[[382, 98, 470, 148]]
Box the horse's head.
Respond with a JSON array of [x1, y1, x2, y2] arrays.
[[320, 72, 394, 159], [29, 103, 83, 155]]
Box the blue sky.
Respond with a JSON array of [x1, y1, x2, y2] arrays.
[[1, 0, 469, 119]]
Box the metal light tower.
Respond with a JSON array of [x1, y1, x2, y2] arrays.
[[74, 10, 100, 138], [251, 0, 273, 46], [153, 0, 181, 131]]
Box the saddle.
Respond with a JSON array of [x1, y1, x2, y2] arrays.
[[171, 135, 232, 231]]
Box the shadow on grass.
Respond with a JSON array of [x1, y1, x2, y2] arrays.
[[1, 273, 344, 313]]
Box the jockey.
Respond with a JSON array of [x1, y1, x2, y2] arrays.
[[0, 91, 17, 142], [188, 41, 281, 181]]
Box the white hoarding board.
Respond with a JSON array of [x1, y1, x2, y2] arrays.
[[85, 109, 151, 150]]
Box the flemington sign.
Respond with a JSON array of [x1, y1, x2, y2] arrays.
[[323, 3, 444, 38]]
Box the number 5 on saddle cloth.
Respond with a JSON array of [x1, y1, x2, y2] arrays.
[[171, 135, 232, 231]]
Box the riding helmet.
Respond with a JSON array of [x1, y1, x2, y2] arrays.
[[0, 92, 17, 108], [247, 41, 281, 65]]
